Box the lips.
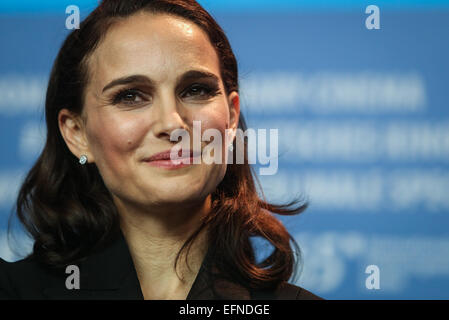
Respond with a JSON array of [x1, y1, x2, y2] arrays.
[[142, 148, 201, 170], [143, 149, 200, 162]]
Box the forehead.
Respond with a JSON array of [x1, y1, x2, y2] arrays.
[[87, 11, 220, 87]]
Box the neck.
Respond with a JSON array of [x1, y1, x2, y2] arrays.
[[117, 195, 211, 299]]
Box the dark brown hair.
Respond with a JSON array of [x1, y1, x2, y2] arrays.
[[11, 0, 307, 292]]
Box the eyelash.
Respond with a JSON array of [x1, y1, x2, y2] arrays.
[[112, 88, 144, 105], [111, 84, 221, 106]]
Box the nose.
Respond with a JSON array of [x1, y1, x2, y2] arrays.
[[152, 95, 189, 142]]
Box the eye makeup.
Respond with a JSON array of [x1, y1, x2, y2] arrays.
[[110, 87, 151, 106], [104, 69, 223, 107], [109, 83, 221, 106], [180, 82, 221, 100]]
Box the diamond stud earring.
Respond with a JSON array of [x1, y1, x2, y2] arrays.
[[79, 154, 88, 165]]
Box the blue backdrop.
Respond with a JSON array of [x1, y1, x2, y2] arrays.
[[1, 0, 449, 299]]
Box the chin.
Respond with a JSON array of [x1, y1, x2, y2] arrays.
[[161, 191, 197, 203], [142, 169, 219, 203], [148, 184, 206, 204]]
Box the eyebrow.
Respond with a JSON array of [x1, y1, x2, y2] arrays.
[[101, 70, 220, 93]]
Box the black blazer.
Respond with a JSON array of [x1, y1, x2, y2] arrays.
[[0, 230, 322, 300]]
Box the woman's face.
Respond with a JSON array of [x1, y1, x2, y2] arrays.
[[63, 12, 239, 211]]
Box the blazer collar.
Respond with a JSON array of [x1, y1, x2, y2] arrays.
[[42, 229, 251, 300]]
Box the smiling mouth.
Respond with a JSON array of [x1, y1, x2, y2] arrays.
[[142, 149, 202, 169]]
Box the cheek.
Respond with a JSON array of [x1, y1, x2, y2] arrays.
[[192, 104, 230, 177], [87, 112, 146, 171], [193, 104, 229, 140]]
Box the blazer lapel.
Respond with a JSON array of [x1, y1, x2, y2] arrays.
[[186, 245, 251, 300], [42, 230, 144, 300]]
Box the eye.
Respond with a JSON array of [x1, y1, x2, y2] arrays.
[[182, 84, 220, 99], [112, 88, 149, 105]]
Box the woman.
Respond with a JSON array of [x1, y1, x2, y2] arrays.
[[0, 0, 321, 300]]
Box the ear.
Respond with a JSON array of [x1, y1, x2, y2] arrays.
[[58, 109, 95, 164], [227, 91, 240, 142]]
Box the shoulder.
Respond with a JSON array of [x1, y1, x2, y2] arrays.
[[275, 281, 324, 300], [0, 257, 20, 299], [0, 255, 60, 300], [251, 281, 324, 300], [0, 258, 13, 299]]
